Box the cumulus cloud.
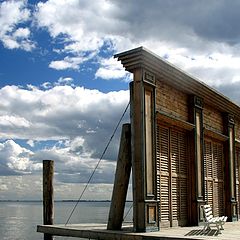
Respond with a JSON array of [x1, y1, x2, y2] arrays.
[[95, 57, 132, 82], [0, 140, 41, 175], [49, 56, 91, 70], [0, 85, 129, 140], [33, 0, 240, 99], [0, 85, 129, 182], [2, 0, 240, 199], [0, 0, 35, 51], [41, 77, 74, 89], [2, 1, 240, 90], [0, 175, 42, 200], [0, 136, 116, 185], [27, 139, 35, 147]]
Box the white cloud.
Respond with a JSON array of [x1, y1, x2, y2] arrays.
[[41, 82, 52, 89], [13, 27, 30, 38], [0, 175, 42, 200], [34, 0, 240, 99], [95, 57, 132, 82], [49, 56, 91, 70], [0, 85, 129, 178], [0, 136, 116, 187], [0, 140, 40, 174], [0, 184, 8, 191], [31, 142, 116, 184], [0, 115, 31, 128], [35, 0, 110, 69], [0, 0, 35, 51], [57, 77, 73, 85], [3, 0, 240, 199], [41, 77, 74, 89], [27, 140, 35, 147]]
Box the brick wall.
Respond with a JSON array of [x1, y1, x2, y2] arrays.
[[203, 104, 223, 133], [155, 80, 188, 121]]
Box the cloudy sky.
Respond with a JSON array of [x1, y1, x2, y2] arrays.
[[1, 0, 240, 201]]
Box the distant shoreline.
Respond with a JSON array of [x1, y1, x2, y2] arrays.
[[0, 199, 133, 203]]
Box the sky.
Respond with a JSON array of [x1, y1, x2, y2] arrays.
[[1, 0, 240, 201]]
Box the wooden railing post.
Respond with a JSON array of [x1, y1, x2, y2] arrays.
[[43, 160, 54, 240]]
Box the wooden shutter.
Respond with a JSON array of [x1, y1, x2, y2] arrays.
[[236, 148, 240, 217], [171, 130, 179, 225], [204, 141, 213, 207], [157, 125, 170, 227], [178, 131, 188, 225], [157, 124, 188, 227], [213, 143, 224, 216], [204, 139, 224, 217]]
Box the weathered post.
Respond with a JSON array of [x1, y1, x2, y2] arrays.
[[43, 160, 54, 240], [107, 123, 132, 230]]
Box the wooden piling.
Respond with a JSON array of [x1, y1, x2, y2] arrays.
[[107, 123, 132, 230], [43, 160, 54, 240]]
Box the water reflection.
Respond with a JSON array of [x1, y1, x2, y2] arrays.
[[0, 201, 133, 240]]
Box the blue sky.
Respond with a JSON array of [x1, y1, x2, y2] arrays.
[[1, 0, 240, 200]]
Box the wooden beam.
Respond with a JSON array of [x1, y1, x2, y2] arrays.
[[107, 123, 132, 230], [43, 160, 54, 240]]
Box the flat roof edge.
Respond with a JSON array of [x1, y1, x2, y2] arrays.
[[115, 46, 240, 118]]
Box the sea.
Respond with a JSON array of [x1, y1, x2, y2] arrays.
[[0, 201, 133, 240]]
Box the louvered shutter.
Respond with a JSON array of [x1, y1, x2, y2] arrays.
[[236, 148, 240, 217], [171, 130, 179, 225], [204, 139, 224, 217], [204, 141, 213, 207], [213, 143, 224, 217], [178, 131, 188, 225], [157, 124, 188, 227], [158, 125, 170, 227]]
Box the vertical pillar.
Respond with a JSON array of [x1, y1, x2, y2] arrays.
[[189, 96, 204, 225], [223, 113, 237, 221], [107, 123, 132, 230], [130, 69, 158, 232], [43, 160, 54, 240]]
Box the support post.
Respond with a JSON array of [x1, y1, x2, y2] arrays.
[[43, 160, 54, 240], [189, 95, 204, 225], [223, 113, 237, 221], [107, 123, 132, 230]]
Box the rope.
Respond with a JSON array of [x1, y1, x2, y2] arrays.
[[65, 101, 130, 225], [123, 202, 133, 222]]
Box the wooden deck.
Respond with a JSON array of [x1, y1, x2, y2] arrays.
[[37, 221, 240, 240]]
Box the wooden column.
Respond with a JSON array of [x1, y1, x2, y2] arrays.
[[189, 96, 204, 225], [130, 69, 158, 232], [107, 123, 132, 230], [43, 160, 54, 240], [223, 114, 237, 221], [130, 69, 145, 232]]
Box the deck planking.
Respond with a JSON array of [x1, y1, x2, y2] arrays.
[[37, 221, 240, 240]]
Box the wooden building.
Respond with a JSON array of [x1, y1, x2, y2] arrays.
[[115, 47, 240, 232]]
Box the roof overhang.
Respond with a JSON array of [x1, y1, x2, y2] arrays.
[[115, 46, 240, 119]]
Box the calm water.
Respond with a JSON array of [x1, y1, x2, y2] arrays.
[[0, 201, 133, 240]]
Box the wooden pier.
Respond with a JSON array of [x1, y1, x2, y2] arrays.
[[37, 221, 240, 240], [37, 47, 240, 239]]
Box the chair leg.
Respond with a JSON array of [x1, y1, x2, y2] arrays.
[[219, 222, 224, 230], [203, 223, 209, 231]]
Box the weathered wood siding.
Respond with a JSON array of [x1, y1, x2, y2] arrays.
[[203, 105, 223, 133], [235, 119, 240, 140], [156, 80, 188, 121]]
